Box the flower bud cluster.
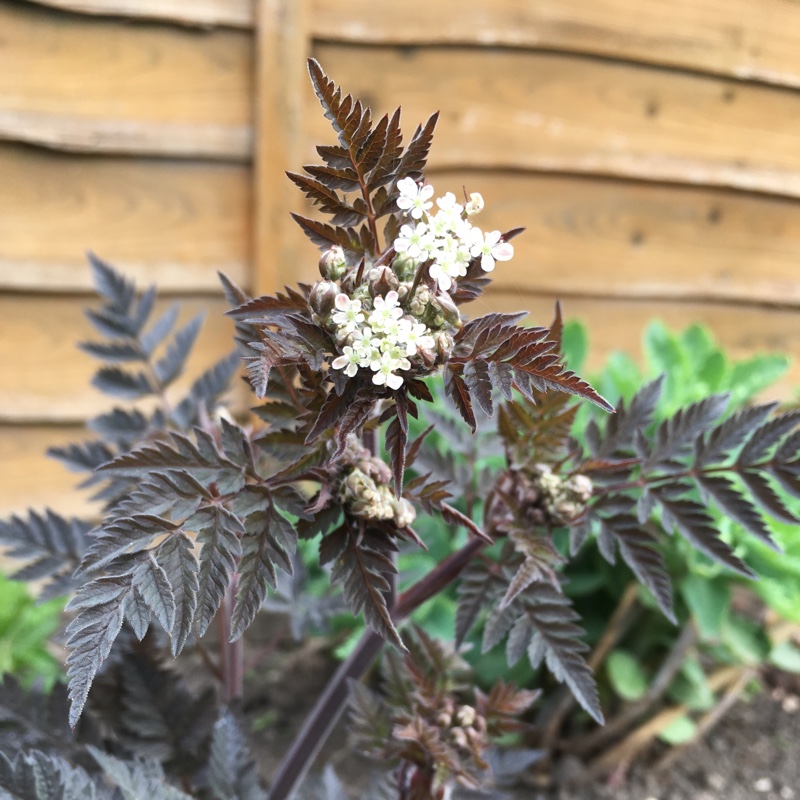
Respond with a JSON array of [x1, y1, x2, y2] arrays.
[[488, 465, 593, 533], [431, 697, 487, 761], [531, 464, 593, 526], [337, 436, 416, 527], [394, 177, 514, 292]]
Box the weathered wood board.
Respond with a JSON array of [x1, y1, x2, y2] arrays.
[[0, 2, 253, 157], [35, 0, 254, 28], [311, 0, 800, 89], [278, 169, 800, 309], [32, 0, 800, 92], [0, 144, 250, 292], [0, 295, 240, 423], [0, 425, 100, 517], [486, 291, 800, 399], [312, 44, 800, 197]]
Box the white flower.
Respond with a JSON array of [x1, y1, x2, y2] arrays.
[[465, 192, 484, 216], [331, 345, 362, 377], [370, 350, 409, 391], [394, 222, 432, 260], [397, 320, 436, 357], [428, 261, 454, 292], [368, 290, 404, 331], [331, 293, 365, 331], [470, 229, 514, 272], [396, 177, 434, 220], [436, 192, 463, 215], [352, 326, 379, 365]]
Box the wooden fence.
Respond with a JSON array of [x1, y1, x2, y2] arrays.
[[1, 0, 799, 515]]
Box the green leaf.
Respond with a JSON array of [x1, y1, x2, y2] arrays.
[[658, 714, 697, 744], [721, 614, 770, 665], [729, 355, 790, 405], [606, 649, 648, 701], [680, 324, 715, 372], [643, 320, 683, 377], [668, 656, 715, 711], [769, 641, 800, 673], [680, 574, 730, 641], [561, 320, 588, 374]]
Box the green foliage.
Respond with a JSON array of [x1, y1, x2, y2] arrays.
[[559, 316, 799, 738], [0, 573, 62, 690]]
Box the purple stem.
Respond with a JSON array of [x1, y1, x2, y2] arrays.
[[266, 536, 485, 800]]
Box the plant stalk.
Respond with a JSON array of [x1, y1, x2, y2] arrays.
[[219, 573, 244, 704], [266, 534, 486, 800]]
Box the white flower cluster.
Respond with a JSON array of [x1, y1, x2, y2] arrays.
[[330, 290, 435, 391], [394, 177, 514, 292]]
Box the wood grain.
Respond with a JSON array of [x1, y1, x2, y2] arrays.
[[484, 292, 800, 400], [34, 0, 253, 28], [0, 425, 100, 517], [0, 144, 250, 293], [428, 171, 800, 307], [278, 169, 800, 308], [254, 0, 310, 296], [29, 0, 800, 94], [310, 0, 800, 89], [0, 2, 253, 158], [0, 295, 240, 423], [312, 44, 800, 198]]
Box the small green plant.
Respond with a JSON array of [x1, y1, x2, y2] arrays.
[[0, 571, 62, 689], [0, 61, 797, 800], [540, 319, 800, 770]]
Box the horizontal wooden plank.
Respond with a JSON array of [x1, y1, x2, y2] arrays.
[[313, 44, 800, 198], [0, 295, 242, 423], [0, 425, 100, 517], [29, 0, 800, 96], [0, 144, 250, 292], [278, 170, 800, 308], [424, 171, 800, 307], [0, 2, 252, 158], [33, 0, 253, 28], [485, 292, 800, 400], [311, 0, 800, 89]]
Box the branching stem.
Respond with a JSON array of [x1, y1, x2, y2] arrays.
[[266, 535, 486, 800]]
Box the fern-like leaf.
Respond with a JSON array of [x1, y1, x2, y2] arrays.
[[66, 576, 132, 727], [208, 710, 266, 800], [323, 523, 404, 649]]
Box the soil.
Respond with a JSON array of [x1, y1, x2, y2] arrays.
[[547, 686, 800, 800], [243, 631, 800, 800]]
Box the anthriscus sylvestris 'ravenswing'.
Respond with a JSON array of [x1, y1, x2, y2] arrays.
[[0, 58, 796, 800]]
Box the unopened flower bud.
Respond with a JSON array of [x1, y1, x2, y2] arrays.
[[431, 292, 462, 328], [434, 331, 454, 361], [358, 456, 393, 486], [319, 245, 347, 279], [392, 498, 416, 528], [309, 280, 339, 318], [396, 282, 411, 300], [436, 711, 452, 728], [409, 285, 433, 318], [566, 474, 593, 503], [418, 339, 437, 368], [465, 192, 484, 216], [392, 253, 418, 282], [456, 705, 476, 727], [351, 284, 372, 307], [552, 499, 582, 524], [451, 728, 468, 749], [367, 265, 400, 298]]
